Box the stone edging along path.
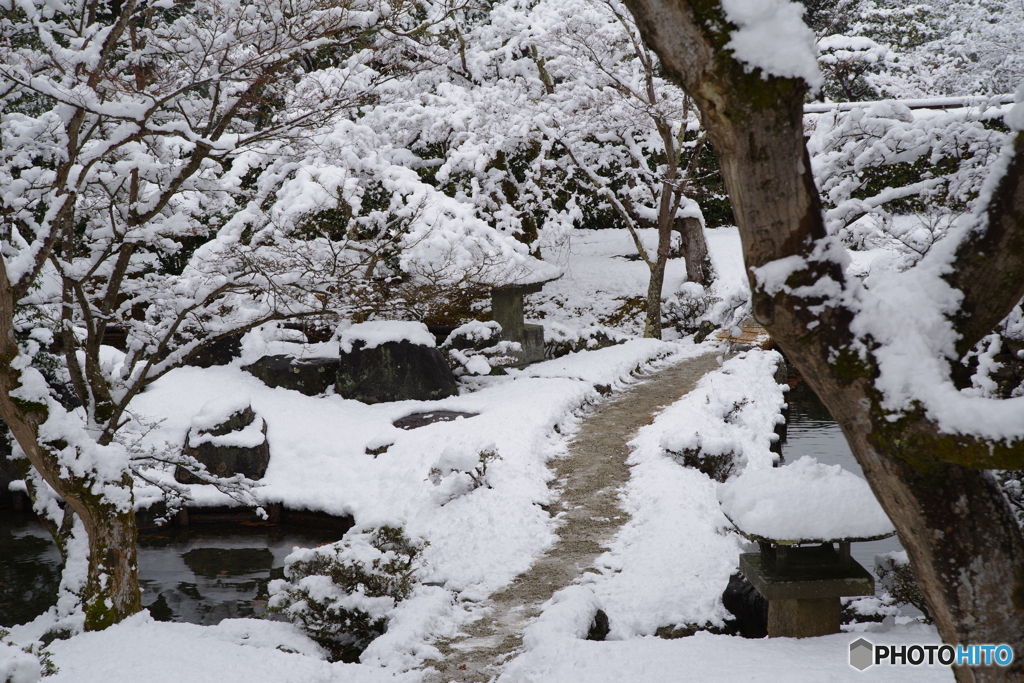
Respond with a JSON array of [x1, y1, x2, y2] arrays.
[[423, 351, 724, 683]]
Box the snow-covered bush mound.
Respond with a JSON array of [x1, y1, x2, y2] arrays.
[[0, 629, 55, 682], [659, 350, 786, 480], [441, 321, 520, 375], [267, 526, 425, 663], [718, 456, 895, 542], [543, 323, 628, 359]]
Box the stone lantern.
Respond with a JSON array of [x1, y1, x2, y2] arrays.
[[718, 456, 896, 638], [490, 275, 559, 366]]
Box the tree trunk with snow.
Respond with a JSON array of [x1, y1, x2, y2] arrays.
[[643, 220, 673, 339], [674, 215, 714, 287], [0, 264, 141, 630], [621, 1, 1024, 680]]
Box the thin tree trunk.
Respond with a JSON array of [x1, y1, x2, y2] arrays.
[[644, 255, 667, 339], [644, 204, 675, 339], [674, 215, 714, 286]]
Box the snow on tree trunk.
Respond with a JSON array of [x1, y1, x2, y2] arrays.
[[675, 216, 714, 287], [621, 1, 1024, 680]]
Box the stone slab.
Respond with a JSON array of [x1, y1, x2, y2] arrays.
[[740, 552, 875, 601]]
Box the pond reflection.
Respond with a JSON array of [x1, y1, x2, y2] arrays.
[[0, 512, 62, 627], [0, 514, 341, 627]]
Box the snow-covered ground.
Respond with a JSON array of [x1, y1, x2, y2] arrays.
[[3, 227, 951, 682], [526, 227, 749, 338]]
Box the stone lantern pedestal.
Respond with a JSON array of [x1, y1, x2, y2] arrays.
[[490, 282, 547, 365], [739, 540, 877, 638]]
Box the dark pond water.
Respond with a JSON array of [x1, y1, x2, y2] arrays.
[[0, 515, 341, 628], [0, 512, 63, 627], [783, 379, 906, 590]]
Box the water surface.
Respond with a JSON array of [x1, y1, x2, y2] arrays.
[[0, 514, 340, 627]]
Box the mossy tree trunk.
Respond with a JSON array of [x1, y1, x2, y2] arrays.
[[621, 1, 1024, 681], [0, 262, 142, 631]]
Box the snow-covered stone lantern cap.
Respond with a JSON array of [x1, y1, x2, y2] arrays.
[[490, 258, 562, 293], [718, 456, 896, 545]]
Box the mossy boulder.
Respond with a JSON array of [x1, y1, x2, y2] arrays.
[[242, 355, 340, 396], [176, 404, 271, 482], [336, 340, 458, 404], [186, 333, 243, 368]]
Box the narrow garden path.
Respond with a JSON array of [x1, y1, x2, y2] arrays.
[[424, 351, 723, 683]]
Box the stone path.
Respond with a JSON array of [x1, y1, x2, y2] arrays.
[[423, 351, 723, 683]]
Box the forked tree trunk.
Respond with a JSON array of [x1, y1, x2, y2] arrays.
[[621, 2, 1024, 680]]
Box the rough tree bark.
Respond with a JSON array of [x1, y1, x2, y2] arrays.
[[620, 1, 1024, 681], [675, 215, 714, 286], [0, 260, 142, 630]]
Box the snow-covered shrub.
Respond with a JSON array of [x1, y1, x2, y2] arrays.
[[665, 445, 737, 483], [660, 351, 787, 481], [0, 630, 57, 681], [958, 304, 1024, 399], [662, 282, 718, 335], [841, 596, 898, 625], [997, 470, 1024, 527], [428, 446, 500, 504], [543, 323, 627, 359], [875, 551, 931, 623], [441, 321, 520, 375], [267, 526, 425, 663], [807, 100, 1009, 255]]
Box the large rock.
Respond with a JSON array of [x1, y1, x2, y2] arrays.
[[176, 402, 270, 483], [722, 572, 768, 638], [337, 340, 458, 404], [186, 333, 243, 368], [242, 355, 340, 396]]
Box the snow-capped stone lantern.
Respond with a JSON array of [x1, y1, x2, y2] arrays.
[[718, 457, 896, 638], [490, 265, 560, 366]]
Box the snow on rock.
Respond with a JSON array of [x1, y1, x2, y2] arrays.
[[188, 417, 266, 449], [189, 394, 253, 432], [339, 321, 437, 353], [718, 456, 895, 542], [721, 0, 823, 91]]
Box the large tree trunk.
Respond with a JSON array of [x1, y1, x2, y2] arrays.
[[621, 1, 1024, 680], [0, 263, 142, 631]]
